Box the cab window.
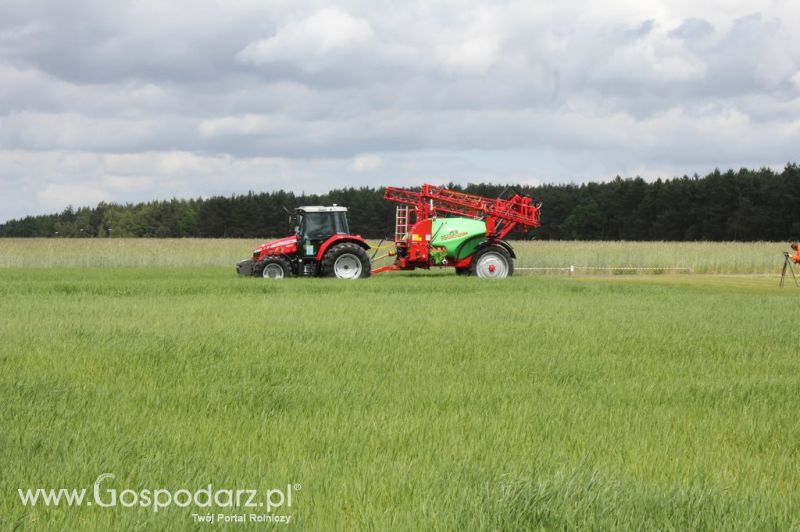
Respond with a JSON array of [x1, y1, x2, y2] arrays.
[[303, 213, 336, 240]]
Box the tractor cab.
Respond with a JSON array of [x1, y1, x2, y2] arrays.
[[293, 206, 350, 257]]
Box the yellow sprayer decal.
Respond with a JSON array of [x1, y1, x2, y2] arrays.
[[439, 230, 470, 241]]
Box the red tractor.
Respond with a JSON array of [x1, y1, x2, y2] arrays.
[[236, 206, 371, 279]]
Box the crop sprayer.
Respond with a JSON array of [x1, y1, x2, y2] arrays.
[[236, 184, 542, 279]]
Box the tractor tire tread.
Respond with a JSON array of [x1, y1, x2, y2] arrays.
[[321, 243, 371, 279], [257, 256, 293, 278]]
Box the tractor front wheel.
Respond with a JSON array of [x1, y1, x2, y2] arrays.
[[259, 257, 293, 279], [322, 243, 371, 279], [470, 246, 514, 279]]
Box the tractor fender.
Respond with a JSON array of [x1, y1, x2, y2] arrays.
[[315, 235, 370, 262], [454, 236, 517, 261]]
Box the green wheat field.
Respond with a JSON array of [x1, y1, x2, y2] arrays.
[[1, 239, 799, 530]]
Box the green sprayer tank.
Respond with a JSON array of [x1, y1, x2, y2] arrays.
[[429, 217, 487, 264]]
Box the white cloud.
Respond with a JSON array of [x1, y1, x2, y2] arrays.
[[591, 33, 708, 84], [792, 71, 800, 90], [101, 174, 155, 194], [349, 154, 383, 172], [37, 182, 111, 212], [434, 35, 501, 73], [198, 115, 276, 137], [236, 7, 374, 70]]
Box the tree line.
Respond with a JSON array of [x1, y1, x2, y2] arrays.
[[2, 164, 799, 241]]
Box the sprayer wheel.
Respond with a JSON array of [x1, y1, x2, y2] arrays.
[[470, 246, 514, 279]]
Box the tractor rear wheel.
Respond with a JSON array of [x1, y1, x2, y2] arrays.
[[259, 257, 292, 279], [470, 246, 513, 279], [321, 243, 371, 279]]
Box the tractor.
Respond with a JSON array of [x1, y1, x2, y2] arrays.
[[236, 206, 371, 279]]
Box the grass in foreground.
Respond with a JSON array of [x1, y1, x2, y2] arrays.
[[1, 269, 799, 530]]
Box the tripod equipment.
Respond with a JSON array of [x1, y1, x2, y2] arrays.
[[781, 252, 798, 288]]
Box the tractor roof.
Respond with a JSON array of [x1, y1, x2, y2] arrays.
[[296, 206, 348, 213]]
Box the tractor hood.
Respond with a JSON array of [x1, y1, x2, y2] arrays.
[[254, 235, 298, 258]]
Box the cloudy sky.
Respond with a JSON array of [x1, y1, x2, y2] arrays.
[[1, 0, 799, 221]]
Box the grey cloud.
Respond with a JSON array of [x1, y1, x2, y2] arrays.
[[1, 1, 274, 83], [626, 19, 656, 38]]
